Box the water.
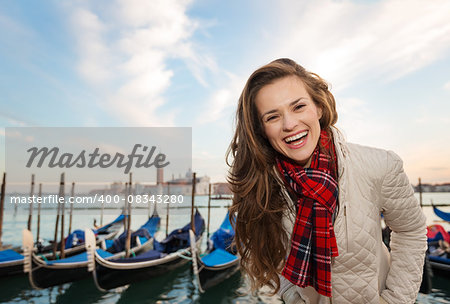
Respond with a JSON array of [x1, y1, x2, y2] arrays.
[[0, 194, 449, 303]]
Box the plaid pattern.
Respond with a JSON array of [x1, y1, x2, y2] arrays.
[[276, 130, 339, 297]]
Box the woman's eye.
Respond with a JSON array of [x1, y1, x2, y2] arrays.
[[294, 104, 305, 111], [266, 115, 278, 122]]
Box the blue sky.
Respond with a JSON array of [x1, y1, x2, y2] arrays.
[[1, 0, 450, 185]]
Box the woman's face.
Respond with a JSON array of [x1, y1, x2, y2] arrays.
[[255, 75, 322, 167]]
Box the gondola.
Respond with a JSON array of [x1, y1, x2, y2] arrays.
[[37, 213, 125, 257], [22, 212, 160, 289], [428, 254, 450, 275], [0, 213, 124, 279], [0, 248, 24, 277], [190, 212, 239, 292], [432, 205, 450, 222], [86, 210, 205, 291], [427, 224, 450, 276]]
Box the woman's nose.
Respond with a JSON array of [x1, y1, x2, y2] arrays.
[[282, 113, 297, 131]]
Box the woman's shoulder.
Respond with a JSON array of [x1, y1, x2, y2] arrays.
[[346, 142, 402, 165], [331, 127, 402, 168], [344, 142, 405, 184]]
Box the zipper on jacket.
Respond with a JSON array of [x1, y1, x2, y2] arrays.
[[344, 202, 352, 252]]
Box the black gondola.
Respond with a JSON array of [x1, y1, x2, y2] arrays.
[[191, 212, 239, 292], [0, 213, 124, 279], [432, 205, 450, 222], [0, 249, 24, 277], [87, 210, 205, 291], [427, 224, 450, 277], [22, 213, 160, 289]]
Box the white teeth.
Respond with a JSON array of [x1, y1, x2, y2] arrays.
[[285, 131, 308, 143]]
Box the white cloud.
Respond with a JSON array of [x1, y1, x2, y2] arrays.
[[68, 0, 212, 126], [444, 81, 450, 91], [71, 8, 111, 85], [196, 0, 450, 126], [271, 0, 450, 90], [196, 72, 244, 125]]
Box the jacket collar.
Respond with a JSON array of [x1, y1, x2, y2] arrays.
[[330, 126, 348, 180], [274, 126, 348, 202]]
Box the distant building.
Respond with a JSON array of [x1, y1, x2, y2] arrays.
[[142, 168, 211, 196], [110, 182, 123, 194], [157, 168, 164, 185], [89, 181, 125, 195], [214, 183, 232, 195], [88, 169, 231, 196], [413, 183, 450, 192]]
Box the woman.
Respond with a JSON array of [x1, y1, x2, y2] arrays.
[[227, 58, 427, 304]]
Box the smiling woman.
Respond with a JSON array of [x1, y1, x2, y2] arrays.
[[226, 58, 427, 304], [256, 76, 323, 167]]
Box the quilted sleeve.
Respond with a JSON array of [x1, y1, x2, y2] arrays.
[[380, 151, 427, 304]]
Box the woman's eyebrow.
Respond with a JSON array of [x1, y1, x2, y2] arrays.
[[261, 108, 278, 119], [261, 97, 308, 119], [289, 97, 307, 106]]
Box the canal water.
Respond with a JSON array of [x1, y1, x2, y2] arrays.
[[0, 193, 449, 303]]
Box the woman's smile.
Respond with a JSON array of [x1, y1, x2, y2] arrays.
[[256, 75, 322, 167], [284, 130, 308, 147]]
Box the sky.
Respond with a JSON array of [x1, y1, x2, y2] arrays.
[[1, 0, 450, 186]]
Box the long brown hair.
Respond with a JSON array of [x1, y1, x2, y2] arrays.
[[226, 58, 338, 294]]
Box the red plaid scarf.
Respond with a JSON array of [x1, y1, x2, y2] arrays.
[[276, 129, 339, 297]]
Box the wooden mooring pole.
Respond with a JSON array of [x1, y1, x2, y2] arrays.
[[0, 173, 6, 247], [60, 173, 66, 259], [100, 190, 104, 227], [191, 172, 196, 234], [166, 182, 170, 237], [123, 182, 128, 232], [27, 174, 35, 231], [36, 183, 42, 244], [125, 173, 132, 258], [68, 182, 74, 235], [418, 178, 423, 208], [53, 173, 64, 259], [207, 183, 211, 239]]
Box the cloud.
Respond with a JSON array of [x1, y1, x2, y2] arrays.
[[271, 0, 450, 90], [444, 81, 450, 91], [71, 8, 111, 85], [2, 129, 33, 143], [195, 0, 450, 126], [196, 72, 244, 125], [0, 12, 23, 32], [0, 112, 28, 127], [68, 0, 213, 126]]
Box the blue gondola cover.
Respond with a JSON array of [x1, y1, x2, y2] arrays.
[[0, 249, 24, 262], [211, 212, 235, 252], [108, 215, 160, 253], [157, 211, 205, 253], [65, 229, 85, 249], [201, 248, 238, 267], [94, 214, 126, 234], [111, 250, 164, 263], [47, 249, 113, 265], [433, 206, 450, 222]]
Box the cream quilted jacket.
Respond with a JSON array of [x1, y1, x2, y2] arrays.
[[279, 127, 427, 304]]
